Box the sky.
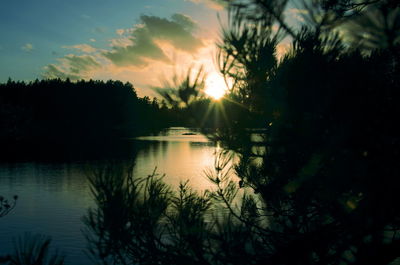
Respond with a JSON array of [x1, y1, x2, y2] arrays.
[[0, 0, 228, 97], [0, 0, 307, 97]]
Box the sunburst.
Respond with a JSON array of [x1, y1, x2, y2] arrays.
[[205, 73, 228, 100]]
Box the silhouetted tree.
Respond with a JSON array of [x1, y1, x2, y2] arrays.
[[0, 233, 65, 265], [83, 1, 400, 264], [83, 163, 213, 265], [211, 0, 400, 264], [155, 66, 206, 108]]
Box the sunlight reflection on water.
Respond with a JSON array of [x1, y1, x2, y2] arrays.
[[0, 127, 227, 264], [133, 127, 218, 191]]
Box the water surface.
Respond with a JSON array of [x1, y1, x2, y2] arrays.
[[0, 127, 219, 264]]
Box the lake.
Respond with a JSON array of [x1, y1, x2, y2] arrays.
[[0, 127, 221, 264]]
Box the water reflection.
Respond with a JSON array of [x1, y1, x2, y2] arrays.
[[0, 128, 219, 264]]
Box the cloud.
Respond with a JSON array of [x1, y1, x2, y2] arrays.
[[43, 64, 81, 80], [171, 13, 197, 31], [41, 13, 214, 97], [43, 54, 101, 80], [21, 43, 34, 52], [187, 0, 226, 10], [64, 54, 100, 73], [109, 38, 132, 48], [142, 14, 203, 52], [116, 29, 125, 36], [103, 14, 204, 67], [104, 26, 170, 66], [63, 44, 97, 53]]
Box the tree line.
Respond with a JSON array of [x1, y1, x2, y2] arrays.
[[0, 77, 259, 161], [0, 78, 177, 160]]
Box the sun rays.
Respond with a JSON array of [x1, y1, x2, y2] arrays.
[[204, 72, 228, 100]]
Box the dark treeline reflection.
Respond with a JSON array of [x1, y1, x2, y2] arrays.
[[0, 78, 258, 161], [0, 79, 175, 161]]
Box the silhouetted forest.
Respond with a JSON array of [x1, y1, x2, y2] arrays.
[[0, 78, 258, 161], [0, 79, 177, 160]]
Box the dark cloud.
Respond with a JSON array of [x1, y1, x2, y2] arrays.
[[171, 13, 197, 31], [64, 54, 100, 74], [104, 27, 170, 66], [42, 64, 82, 80], [142, 14, 203, 52], [43, 55, 100, 80], [103, 14, 204, 67]]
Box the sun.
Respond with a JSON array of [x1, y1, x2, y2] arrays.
[[205, 73, 228, 100]]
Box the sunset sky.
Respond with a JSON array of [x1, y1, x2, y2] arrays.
[[0, 0, 229, 96], [0, 0, 305, 97]]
